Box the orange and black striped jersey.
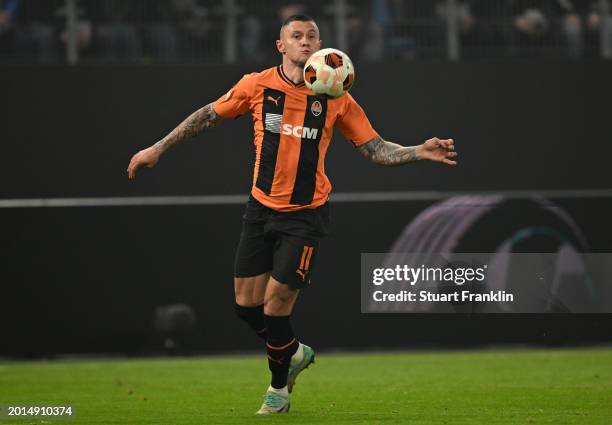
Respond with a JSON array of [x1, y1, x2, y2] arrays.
[[213, 65, 378, 212]]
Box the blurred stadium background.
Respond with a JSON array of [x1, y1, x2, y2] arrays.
[[1, 0, 612, 64], [0, 0, 611, 358]]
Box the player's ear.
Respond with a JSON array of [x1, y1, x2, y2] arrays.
[[276, 39, 286, 54]]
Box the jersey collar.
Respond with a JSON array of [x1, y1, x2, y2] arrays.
[[277, 65, 306, 88]]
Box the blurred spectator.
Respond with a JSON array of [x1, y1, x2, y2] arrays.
[[170, 0, 214, 63], [436, 1, 476, 34], [361, 0, 444, 61], [510, 0, 612, 60], [144, 0, 214, 64], [235, 0, 272, 64], [466, 0, 514, 58], [341, 0, 368, 61], [278, 3, 306, 24], [59, 2, 94, 61], [360, 0, 386, 61], [240, 13, 263, 63], [85, 0, 141, 63], [558, 0, 583, 59], [13, 0, 61, 63], [1, 0, 610, 64], [0, 0, 18, 59], [466, 0, 596, 59], [584, 0, 612, 59], [142, 0, 180, 63], [436, 0, 476, 59], [511, 0, 556, 59]]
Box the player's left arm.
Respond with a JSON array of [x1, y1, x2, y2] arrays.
[[357, 135, 457, 166], [336, 95, 457, 167]]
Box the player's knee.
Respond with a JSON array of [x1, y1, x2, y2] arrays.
[[234, 288, 265, 307], [234, 279, 255, 306], [234, 275, 267, 306], [263, 295, 276, 313], [263, 293, 292, 316], [263, 277, 298, 315], [234, 292, 255, 307]]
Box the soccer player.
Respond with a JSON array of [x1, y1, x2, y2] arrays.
[[127, 14, 457, 414]]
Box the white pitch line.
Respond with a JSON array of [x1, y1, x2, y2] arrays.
[[0, 189, 611, 209], [330, 189, 612, 202], [0, 194, 248, 208]]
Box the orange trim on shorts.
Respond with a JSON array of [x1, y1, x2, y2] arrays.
[[304, 246, 314, 271], [299, 246, 308, 270]]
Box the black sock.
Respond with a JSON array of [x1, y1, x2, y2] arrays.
[[265, 314, 299, 389], [235, 304, 267, 340]]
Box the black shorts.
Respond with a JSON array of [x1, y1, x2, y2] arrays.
[[234, 195, 330, 289]]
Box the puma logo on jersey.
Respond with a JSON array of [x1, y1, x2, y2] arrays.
[[267, 95, 281, 107], [282, 124, 318, 139]]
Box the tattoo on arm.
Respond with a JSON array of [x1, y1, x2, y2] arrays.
[[357, 135, 419, 166], [153, 102, 223, 154]]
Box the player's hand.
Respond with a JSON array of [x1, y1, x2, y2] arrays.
[[127, 146, 161, 179], [418, 137, 457, 166]]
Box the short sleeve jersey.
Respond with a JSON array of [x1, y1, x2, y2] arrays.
[[214, 65, 378, 212]]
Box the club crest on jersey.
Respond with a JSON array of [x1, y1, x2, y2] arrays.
[[311, 100, 322, 117]]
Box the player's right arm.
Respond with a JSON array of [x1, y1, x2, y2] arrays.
[[127, 73, 256, 180], [127, 103, 224, 179]]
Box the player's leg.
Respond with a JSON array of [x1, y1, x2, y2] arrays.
[[256, 277, 299, 414], [263, 275, 300, 315], [256, 239, 319, 414], [233, 200, 274, 340], [264, 277, 301, 388], [263, 276, 301, 391], [264, 276, 314, 391], [234, 274, 269, 339]]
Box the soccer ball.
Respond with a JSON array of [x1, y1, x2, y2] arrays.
[[303, 48, 355, 98]]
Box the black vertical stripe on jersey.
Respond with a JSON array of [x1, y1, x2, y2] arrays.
[[290, 95, 328, 205], [256, 88, 286, 195]]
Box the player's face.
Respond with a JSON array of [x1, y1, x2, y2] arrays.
[[277, 20, 321, 66]]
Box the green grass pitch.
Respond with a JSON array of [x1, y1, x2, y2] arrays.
[[1, 348, 611, 424]]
